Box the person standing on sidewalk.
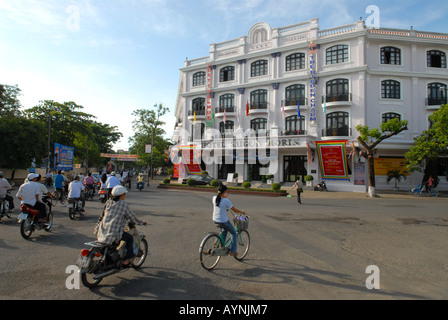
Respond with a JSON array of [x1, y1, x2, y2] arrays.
[[291, 179, 304, 204]]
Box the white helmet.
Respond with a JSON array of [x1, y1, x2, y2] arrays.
[[111, 185, 128, 196]]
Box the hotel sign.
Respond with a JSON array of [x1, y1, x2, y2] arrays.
[[308, 40, 318, 123], [206, 63, 213, 127]]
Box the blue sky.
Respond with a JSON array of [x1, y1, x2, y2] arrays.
[[1, 0, 447, 151]]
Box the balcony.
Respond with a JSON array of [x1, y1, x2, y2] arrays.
[[282, 97, 308, 110], [215, 106, 236, 118], [282, 130, 307, 136], [249, 102, 268, 115], [426, 97, 447, 109], [187, 109, 206, 121], [322, 93, 352, 107], [322, 127, 352, 139]]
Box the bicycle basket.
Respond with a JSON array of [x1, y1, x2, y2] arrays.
[[233, 215, 249, 231]]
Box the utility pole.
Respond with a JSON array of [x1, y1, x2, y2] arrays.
[[47, 113, 51, 174]]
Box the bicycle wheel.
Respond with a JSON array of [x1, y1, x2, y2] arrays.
[[234, 230, 250, 261], [199, 233, 223, 270]]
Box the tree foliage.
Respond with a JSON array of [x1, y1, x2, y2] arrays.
[[405, 104, 448, 172], [356, 118, 408, 197]]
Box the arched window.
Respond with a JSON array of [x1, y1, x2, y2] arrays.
[[192, 72, 206, 86], [219, 121, 234, 136], [219, 66, 235, 82], [192, 98, 205, 114], [381, 47, 401, 65], [251, 60, 268, 77], [250, 118, 268, 135], [382, 112, 401, 123], [427, 50, 447, 68], [427, 83, 447, 105], [218, 94, 235, 113], [250, 90, 268, 109], [285, 115, 305, 135], [285, 84, 306, 106], [325, 79, 350, 102], [381, 80, 401, 99], [286, 53, 305, 71], [326, 45, 349, 65], [325, 112, 349, 136]]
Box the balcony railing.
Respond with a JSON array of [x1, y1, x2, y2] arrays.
[[322, 127, 352, 137], [322, 93, 352, 103], [283, 97, 308, 107], [426, 97, 447, 106], [282, 130, 307, 136], [188, 109, 205, 117], [249, 103, 268, 110], [215, 106, 235, 113]]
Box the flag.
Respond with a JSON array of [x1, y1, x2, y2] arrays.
[[223, 108, 227, 123], [194, 111, 197, 123], [281, 100, 285, 119], [323, 95, 327, 114], [246, 100, 249, 116], [211, 108, 215, 124], [297, 98, 301, 118]]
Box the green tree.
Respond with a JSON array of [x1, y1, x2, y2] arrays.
[[356, 118, 408, 197], [0, 84, 22, 117], [129, 103, 170, 178], [0, 117, 46, 173], [405, 104, 448, 181]]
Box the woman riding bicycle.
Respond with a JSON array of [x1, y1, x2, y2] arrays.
[[212, 185, 246, 257]]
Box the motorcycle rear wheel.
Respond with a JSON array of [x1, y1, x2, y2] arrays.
[[80, 252, 103, 288], [20, 216, 34, 239], [69, 207, 76, 220], [132, 238, 148, 268]]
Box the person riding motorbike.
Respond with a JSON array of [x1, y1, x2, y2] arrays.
[[83, 172, 96, 196], [68, 175, 86, 212], [36, 174, 54, 220], [0, 171, 15, 216], [105, 172, 121, 199], [16, 173, 47, 222], [94, 185, 147, 267]]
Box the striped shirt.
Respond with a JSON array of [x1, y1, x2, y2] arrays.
[[95, 199, 144, 245]]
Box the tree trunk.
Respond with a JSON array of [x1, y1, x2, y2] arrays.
[[367, 153, 379, 197]]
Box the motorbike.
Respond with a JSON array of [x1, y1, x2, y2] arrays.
[[67, 197, 84, 220], [98, 188, 107, 203], [137, 181, 144, 191], [0, 191, 12, 221], [17, 202, 53, 239], [76, 223, 148, 288], [317, 181, 328, 191], [84, 185, 95, 201]]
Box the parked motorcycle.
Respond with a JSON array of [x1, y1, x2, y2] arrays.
[[17, 203, 53, 239], [317, 181, 328, 191], [76, 223, 148, 288], [98, 188, 107, 203], [67, 198, 84, 220]]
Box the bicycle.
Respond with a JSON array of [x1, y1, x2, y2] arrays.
[[199, 212, 250, 270], [52, 188, 67, 205]]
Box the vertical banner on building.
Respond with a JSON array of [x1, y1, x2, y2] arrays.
[[315, 140, 349, 181], [308, 40, 318, 123], [54, 143, 74, 171], [206, 63, 212, 127]]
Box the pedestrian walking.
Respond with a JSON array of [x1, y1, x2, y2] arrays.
[[290, 179, 304, 204]]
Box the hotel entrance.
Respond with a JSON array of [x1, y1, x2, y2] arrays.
[[284, 156, 307, 182]]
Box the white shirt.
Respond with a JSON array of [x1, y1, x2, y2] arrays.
[[212, 196, 233, 223], [0, 178, 12, 198], [16, 181, 40, 206], [38, 183, 49, 201], [68, 180, 85, 198], [106, 176, 121, 189]]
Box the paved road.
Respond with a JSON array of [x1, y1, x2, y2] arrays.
[[1, 183, 448, 301]]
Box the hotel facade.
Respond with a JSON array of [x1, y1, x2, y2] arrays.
[[173, 18, 448, 192]]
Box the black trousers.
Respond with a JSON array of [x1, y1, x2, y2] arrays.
[[121, 232, 134, 260], [296, 189, 302, 204]]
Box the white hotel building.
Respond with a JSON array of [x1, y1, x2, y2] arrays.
[[173, 18, 448, 192]]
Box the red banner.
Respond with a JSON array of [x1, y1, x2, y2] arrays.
[[315, 140, 349, 180]]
